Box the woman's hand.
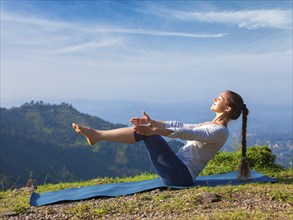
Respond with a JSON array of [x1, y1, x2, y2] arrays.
[[130, 111, 156, 136], [130, 111, 152, 126]]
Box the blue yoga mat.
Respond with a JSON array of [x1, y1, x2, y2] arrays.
[[30, 170, 276, 206]]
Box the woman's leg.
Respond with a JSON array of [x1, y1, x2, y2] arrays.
[[134, 133, 193, 186], [72, 123, 193, 186], [72, 123, 136, 145]]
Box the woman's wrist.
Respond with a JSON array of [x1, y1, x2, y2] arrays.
[[153, 127, 172, 136], [152, 120, 166, 129]]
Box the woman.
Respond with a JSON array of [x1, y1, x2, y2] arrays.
[[72, 90, 249, 186]]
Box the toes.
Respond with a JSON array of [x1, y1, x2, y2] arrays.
[[72, 123, 77, 130], [71, 123, 96, 145], [72, 123, 81, 134]]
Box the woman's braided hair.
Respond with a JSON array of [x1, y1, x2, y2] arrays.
[[226, 91, 250, 179]]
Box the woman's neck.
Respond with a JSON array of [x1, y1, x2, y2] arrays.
[[212, 113, 229, 127]]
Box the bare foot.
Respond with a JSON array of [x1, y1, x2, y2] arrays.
[[72, 123, 99, 145]]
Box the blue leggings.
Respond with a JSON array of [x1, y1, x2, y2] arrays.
[[134, 132, 193, 186]]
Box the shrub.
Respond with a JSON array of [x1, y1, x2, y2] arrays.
[[246, 146, 276, 169], [201, 145, 284, 176]]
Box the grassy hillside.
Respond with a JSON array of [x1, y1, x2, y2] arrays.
[[0, 169, 292, 220], [0, 148, 292, 219]]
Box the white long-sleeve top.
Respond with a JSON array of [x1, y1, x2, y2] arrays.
[[165, 121, 229, 181]]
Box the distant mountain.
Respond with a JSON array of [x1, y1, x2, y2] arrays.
[[0, 101, 183, 189]]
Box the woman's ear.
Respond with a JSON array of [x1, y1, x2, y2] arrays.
[[225, 106, 232, 113]]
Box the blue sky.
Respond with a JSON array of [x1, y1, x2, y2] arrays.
[[1, 0, 292, 107]]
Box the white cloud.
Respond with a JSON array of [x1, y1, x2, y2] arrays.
[[92, 28, 227, 38], [1, 11, 227, 41], [1, 10, 228, 56], [161, 9, 292, 30], [48, 39, 124, 54]]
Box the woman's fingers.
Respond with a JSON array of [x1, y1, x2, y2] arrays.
[[130, 111, 151, 125], [142, 111, 152, 124], [129, 117, 139, 124]]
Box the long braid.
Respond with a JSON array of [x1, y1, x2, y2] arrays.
[[239, 104, 250, 179], [225, 91, 250, 179], [242, 104, 248, 157]]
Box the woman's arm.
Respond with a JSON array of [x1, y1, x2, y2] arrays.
[[167, 125, 229, 143]]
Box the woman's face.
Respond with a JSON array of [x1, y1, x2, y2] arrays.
[[210, 91, 230, 113]]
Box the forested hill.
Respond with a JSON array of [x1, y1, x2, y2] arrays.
[[0, 101, 183, 189], [1, 101, 125, 148]]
